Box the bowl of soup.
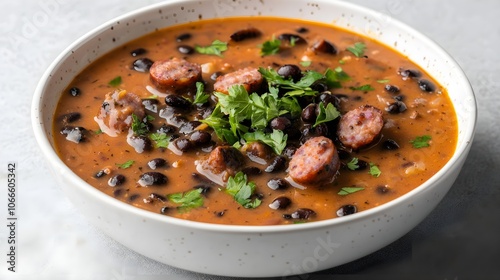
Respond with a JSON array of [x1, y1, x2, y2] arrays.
[[32, 0, 476, 277]]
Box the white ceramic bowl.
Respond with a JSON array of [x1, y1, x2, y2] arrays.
[[32, 0, 476, 277]]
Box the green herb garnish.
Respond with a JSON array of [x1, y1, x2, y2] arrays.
[[369, 163, 382, 177], [347, 157, 359, 171], [168, 188, 204, 213], [150, 132, 170, 148], [243, 130, 288, 156], [131, 113, 149, 136], [260, 37, 281, 56], [225, 172, 261, 209], [195, 40, 228, 57], [324, 66, 351, 89], [338, 187, 365, 196], [116, 160, 134, 169], [300, 60, 312, 67], [108, 76, 122, 87], [95, 129, 103, 135], [192, 82, 210, 105], [376, 79, 390, 84], [314, 102, 340, 127], [410, 135, 432, 148], [259, 67, 323, 97], [349, 84, 375, 91], [346, 42, 366, 57]]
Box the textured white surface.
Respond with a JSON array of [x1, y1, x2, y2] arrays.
[[0, 0, 498, 279]]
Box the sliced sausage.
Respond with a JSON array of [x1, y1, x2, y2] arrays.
[[149, 57, 201, 91], [337, 105, 384, 150], [288, 136, 340, 185], [94, 89, 145, 137], [213, 67, 263, 94], [202, 146, 245, 175]]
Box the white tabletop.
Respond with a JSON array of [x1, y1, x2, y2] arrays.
[[1, 0, 498, 279]]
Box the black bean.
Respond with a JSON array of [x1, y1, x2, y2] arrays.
[[265, 156, 287, 173], [386, 101, 407, 114], [148, 158, 167, 169], [165, 94, 192, 110], [418, 79, 436, 93], [314, 123, 329, 137], [142, 98, 159, 113], [241, 166, 262, 176], [60, 126, 86, 143], [138, 172, 168, 186], [269, 117, 291, 131], [68, 87, 81, 97], [311, 82, 328, 92], [296, 27, 309, 33], [268, 197, 291, 210], [337, 149, 350, 160], [130, 48, 147, 57], [95, 170, 106, 178], [382, 139, 400, 150], [310, 39, 337, 54], [336, 205, 357, 217], [352, 159, 369, 171], [179, 121, 201, 135], [384, 84, 400, 94], [284, 126, 301, 140], [59, 112, 81, 124], [316, 92, 340, 108], [301, 104, 317, 123], [290, 208, 316, 219], [173, 138, 193, 152], [108, 174, 125, 187], [393, 95, 405, 101], [128, 135, 152, 153], [160, 206, 171, 214], [149, 193, 166, 202], [215, 210, 226, 217], [267, 178, 290, 190], [169, 134, 180, 141], [376, 185, 390, 194], [282, 145, 297, 158], [128, 194, 140, 202], [191, 172, 214, 185], [210, 71, 223, 81], [230, 27, 262, 42], [196, 107, 214, 120], [176, 33, 191, 42], [168, 116, 188, 128], [398, 68, 421, 80], [157, 124, 176, 134], [278, 33, 306, 45], [113, 189, 123, 197], [189, 130, 212, 145], [177, 45, 194, 55], [132, 58, 154, 72], [277, 64, 302, 82], [194, 184, 212, 195]]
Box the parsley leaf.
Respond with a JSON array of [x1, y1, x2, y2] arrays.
[[95, 129, 103, 135], [168, 188, 204, 213], [278, 96, 302, 119], [225, 172, 261, 209], [200, 105, 238, 145], [377, 79, 390, 83], [346, 42, 366, 57], [369, 163, 382, 177], [150, 132, 170, 148], [116, 160, 134, 169], [193, 82, 209, 105], [347, 157, 359, 171], [324, 67, 351, 89], [243, 129, 288, 156], [314, 102, 340, 127], [300, 60, 312, 67], [260, 37, 281, 56], [338, 186, 365, 196], [108, 76, 122, 87], [410, 135, 432, 148], [349, 84, 375, 91], [131, 114, 149, 136], [259, 67, 323, 97], [195, 40, 228, 57]]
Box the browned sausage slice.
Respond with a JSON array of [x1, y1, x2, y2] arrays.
[[213, 67, 263, 94], [288, 136, 340, 185], [149, 57, 201, 91], [337, 105, 384, 150], [203, 146, 245, 175]]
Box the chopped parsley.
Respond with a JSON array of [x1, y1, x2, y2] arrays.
[[192, 82, 210, 105], [168, 188, 204, 213], [131, 114, 149, 136], [225, 172, 261, 209], [195, 40, 228, 57], [259, 67, 324, 97], [116, 160, 134, 169], [369, 163, 382, 177], [300, 60, 312, 67], [349, 84, 375, 91], [108, 76, 122, 87], [314, 102, 340, 127], [243, 130, 288, 156], [410, 135, 432, 148], [346, 157, 359, 171], [338, 186, 365, 196], [150, 132, 170, 148], [260, 37, 281, 56], [324, 66, 351, 89], [346, 42, 366, 57], [94, 129, 103, 135]]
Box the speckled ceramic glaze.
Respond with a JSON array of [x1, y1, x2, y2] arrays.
[[32, 0, 476, 277]]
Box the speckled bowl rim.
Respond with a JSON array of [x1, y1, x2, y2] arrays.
[[32, 0, 477, 234]]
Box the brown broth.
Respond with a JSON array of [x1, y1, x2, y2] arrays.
[[53, 17, 457, 225]]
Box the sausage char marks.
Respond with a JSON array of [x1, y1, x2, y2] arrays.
[[288, 136, 340, 185], [149, 57, 201, 92], [213, 67, 263, 94], [337, 105, 384, 150]]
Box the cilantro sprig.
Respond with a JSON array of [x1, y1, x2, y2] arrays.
[[346, 157, 359, 171], [338, 186, 365, 196], [225, 172, 261, 209], [260, 37, 281, 56], [410, 135, 432, 148], [369, 163, 382, 177], [108, 76, 122, 87], [116, 160, 134, 169], [150, 132, 170, 148], [192, 82, 210, 105], [314, 103, 340, 127], [346, 42, 366, 57], [168, 188, 204, 213], [131, 113, 149, 136], [195, 40, 228, 57]]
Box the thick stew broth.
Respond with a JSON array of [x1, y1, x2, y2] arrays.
[[53, 17, 457, 225]]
